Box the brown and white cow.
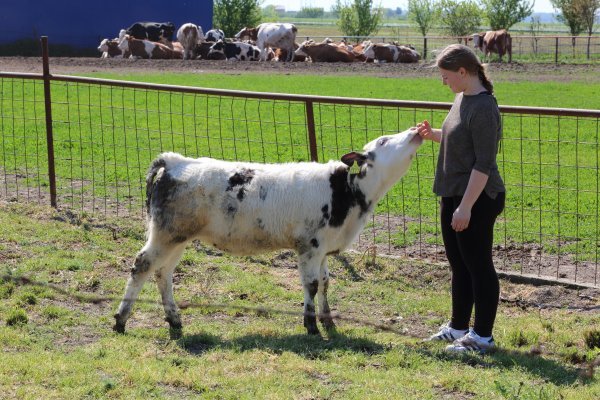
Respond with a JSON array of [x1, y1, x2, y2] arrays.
[[471, 29, 512, 62], [176, 23, 204, 60], [295, 42, 356, 63], [98, 38, 130, 58], [118, 35, 183, 59]]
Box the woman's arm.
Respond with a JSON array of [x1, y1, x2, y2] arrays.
[[451, 169, 489, 232]]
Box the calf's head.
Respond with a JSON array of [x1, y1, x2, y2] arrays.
[[341, 128, 422, 199]]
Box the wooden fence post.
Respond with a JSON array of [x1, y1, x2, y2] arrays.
[[305, 101, 318, 162], [40, 36, 57, 208]]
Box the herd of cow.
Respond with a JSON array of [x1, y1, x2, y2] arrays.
[[97, 21, 422, 63], [97, 21, 511, 64]]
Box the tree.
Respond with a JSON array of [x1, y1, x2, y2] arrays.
[[408, 0, 438, 37], [438, 0, 482, 39], [481, 0, 534, 30], [213, 0, 263, 38], [572, 0, 600, 58], [297, 7, 325, 18], [573, 0, 600, 36], [335, 0, 384, 41], [551, 0, 585, 36]]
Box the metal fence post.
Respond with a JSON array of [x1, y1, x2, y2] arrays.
[[555, 37, 559, 64], [423, 37, 427, 60], [41, 36, 57, 207], [305, 101, 318, 162]]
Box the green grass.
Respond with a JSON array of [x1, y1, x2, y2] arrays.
[[0, 202, 599, 399]]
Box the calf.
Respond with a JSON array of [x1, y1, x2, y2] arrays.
[[208, 40, 260, 61], [177, 23, 205, 60], [362, 43, 399, 63], [205, 29, 225, 42], [118, 35, 183, 59], [295, 41, 356, 63], [114, 129, 422, 335], [126, 21, 176, 42], [471, 29, 512, 62], [236, 23, 297, 62], [97, 38, 129, 58]]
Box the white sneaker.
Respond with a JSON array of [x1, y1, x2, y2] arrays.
[[445, 329, 496, 354], [426, 322, 468, 342]]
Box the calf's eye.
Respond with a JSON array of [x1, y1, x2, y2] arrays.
[[377, 137, 389, 146]]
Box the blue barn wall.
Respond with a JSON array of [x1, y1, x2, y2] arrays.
[[0, 0, 213, 49]]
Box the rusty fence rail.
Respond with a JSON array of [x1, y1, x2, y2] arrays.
[[0, 39, 599, 287]]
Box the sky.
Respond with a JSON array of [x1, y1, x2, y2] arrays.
[[261, 0, 557, 13]]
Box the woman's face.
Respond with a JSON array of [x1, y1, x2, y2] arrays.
[[439, 67, 466, 93]]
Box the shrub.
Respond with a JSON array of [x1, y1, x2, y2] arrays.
[[6, 308, 28, 326], [584, 329, 600, 349]]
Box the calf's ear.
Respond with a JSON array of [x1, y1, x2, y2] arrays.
[[341, 152, 367, 167]]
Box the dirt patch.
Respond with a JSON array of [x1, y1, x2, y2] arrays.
[[1, 57, 599, 82]]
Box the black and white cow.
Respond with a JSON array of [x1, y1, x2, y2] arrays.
[[126, 21, 176, 42], [207, 40, 260, 61], [205, 29, 225, 42], [113, 129, 422, 335]]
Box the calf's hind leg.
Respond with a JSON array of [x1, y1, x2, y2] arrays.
[[113, 239, 184, 333], [155, 243, 187, 330]]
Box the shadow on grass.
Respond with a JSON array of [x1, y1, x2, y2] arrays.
[[177, 330, 385, 359], [416, 345, 584, 387]]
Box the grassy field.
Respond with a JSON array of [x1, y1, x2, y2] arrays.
[[1, 70, 599, 263], [0, 202, 599, 399]]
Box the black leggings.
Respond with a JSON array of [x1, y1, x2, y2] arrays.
[[441, 191, 505, 337]]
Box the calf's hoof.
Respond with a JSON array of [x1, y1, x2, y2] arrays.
[[113, 314, 126, 334], [304, 317, 321, 335], [320, 315, 336, 332]]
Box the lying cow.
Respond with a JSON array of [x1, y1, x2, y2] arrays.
[[118, 35, 183, 59], [295, 41, 356, 63], [126, 21, 176, 42], [113, 128, 423, 335], [362, 43, 419, 63], [97, 38, 130, 58], [205, 29, 225, 42], [177, 23, 205, 60], [471, 29, 512, 62], [195, 42, 226, 60], [208, 40, 260, 61], [236, 23, 297, 62]]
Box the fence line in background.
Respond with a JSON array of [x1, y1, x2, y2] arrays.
[[1, 38, 599, 288]]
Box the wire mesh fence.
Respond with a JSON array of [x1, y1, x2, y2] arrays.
[[1, 57, 599, 287]]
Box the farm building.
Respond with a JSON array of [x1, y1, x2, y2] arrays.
[[0, 0, 213, 55]]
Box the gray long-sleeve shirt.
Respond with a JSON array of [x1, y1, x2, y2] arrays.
[[433, 92, 505, 199]]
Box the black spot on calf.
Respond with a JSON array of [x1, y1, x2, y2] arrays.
[[227, 169, 254, 191], [328, 166, 371, 227], [310, 238, 319, 248]]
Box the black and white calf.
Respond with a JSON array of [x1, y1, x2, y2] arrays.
[[113, 129, 422, 335], [207, 40, 260, 61], [205, 29, 225, 42]]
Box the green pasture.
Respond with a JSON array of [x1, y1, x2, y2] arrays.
[[0, 203, 599, 399], [1, 72, 599, 261]]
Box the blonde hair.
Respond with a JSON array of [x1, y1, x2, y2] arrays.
[[436, 44, 493, 94]]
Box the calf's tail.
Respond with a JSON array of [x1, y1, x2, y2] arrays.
[[145, 157, 166, 210]]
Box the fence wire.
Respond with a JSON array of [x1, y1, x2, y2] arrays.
[[0, 71, 599, 287]]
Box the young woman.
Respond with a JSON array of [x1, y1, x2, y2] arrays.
[[416, 44, 505, 353]]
